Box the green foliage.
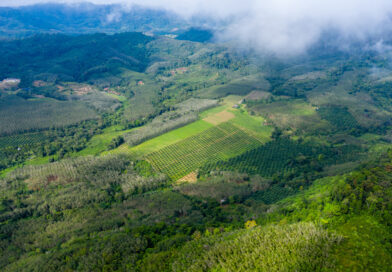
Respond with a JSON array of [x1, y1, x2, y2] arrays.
[[171, 222, 341, 272], [0, 32, 153, 81], [201, 138, 362, 178], [107, 135, 124, 150], [0, 118, 106, 171], [1, 149, 392, 271], [0, 133, 46, 149]]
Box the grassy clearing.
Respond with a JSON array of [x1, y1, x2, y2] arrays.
[[145, 122, 262, 180], [199, 104, 227, 118], [104, 92, 127, 102], [76, 126, 135, 156], [230, 109, 273, 140], [249, 99, 330, 133], [124, 98, 217, 146]]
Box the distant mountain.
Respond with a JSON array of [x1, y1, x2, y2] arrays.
[[0, 32, 154, 82], [0, 3, 188, 38], [176, 27, 214, 43]]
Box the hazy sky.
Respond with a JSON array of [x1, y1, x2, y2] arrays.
[[2, 0, 392, 55]]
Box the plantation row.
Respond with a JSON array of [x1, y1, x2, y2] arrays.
[[200, 138, 357, 177], [6, 154, 167, 195], [317, 106, 359, 131], [8, 156, 95, 189], [0, 97, 98, 135], [145, 122, 261, 180], [0, 133, 47, 149]]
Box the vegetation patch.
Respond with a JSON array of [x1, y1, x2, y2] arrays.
[[201, 138, 363, 178], [318, 105, 360, 131], [171, 222, 341, 272], [248, 99, 330, 133]]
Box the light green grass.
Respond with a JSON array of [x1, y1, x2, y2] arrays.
[[0, 165, 19, 178], [229, 109, 273, 141], [25, 156, 50, 166], [123, 120, 213, 158], [77, 126, 135, 156], [105, 93, 127, 102], [1, 156, 52, 178], [199, 105, 227, 118]]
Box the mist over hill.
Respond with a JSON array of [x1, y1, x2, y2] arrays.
[[0, 1, 392, 271]]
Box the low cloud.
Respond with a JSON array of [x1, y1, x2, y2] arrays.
[[3, 0, 392, 55]]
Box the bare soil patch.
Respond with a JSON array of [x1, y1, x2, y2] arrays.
[[0, 78, 20, 89], [204, 110, 235, 125], [176, 171, 198, 184], [69, 84, 96, 95]]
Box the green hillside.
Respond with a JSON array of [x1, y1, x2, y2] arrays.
[[1, 30, 392, 271]]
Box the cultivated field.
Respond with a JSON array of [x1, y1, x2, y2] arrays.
[[145, 122, 262, 180], [0, 97, 97, 135], [0, 133, 47, 148]]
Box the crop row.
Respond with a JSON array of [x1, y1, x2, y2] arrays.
[[317, 106, 359, 130], [0, 133, 47, 149], [201, 138, 330, 177], [145, 122, 262, 180]]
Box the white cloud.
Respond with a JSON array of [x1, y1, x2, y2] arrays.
[[2, 0, 392, 55]]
